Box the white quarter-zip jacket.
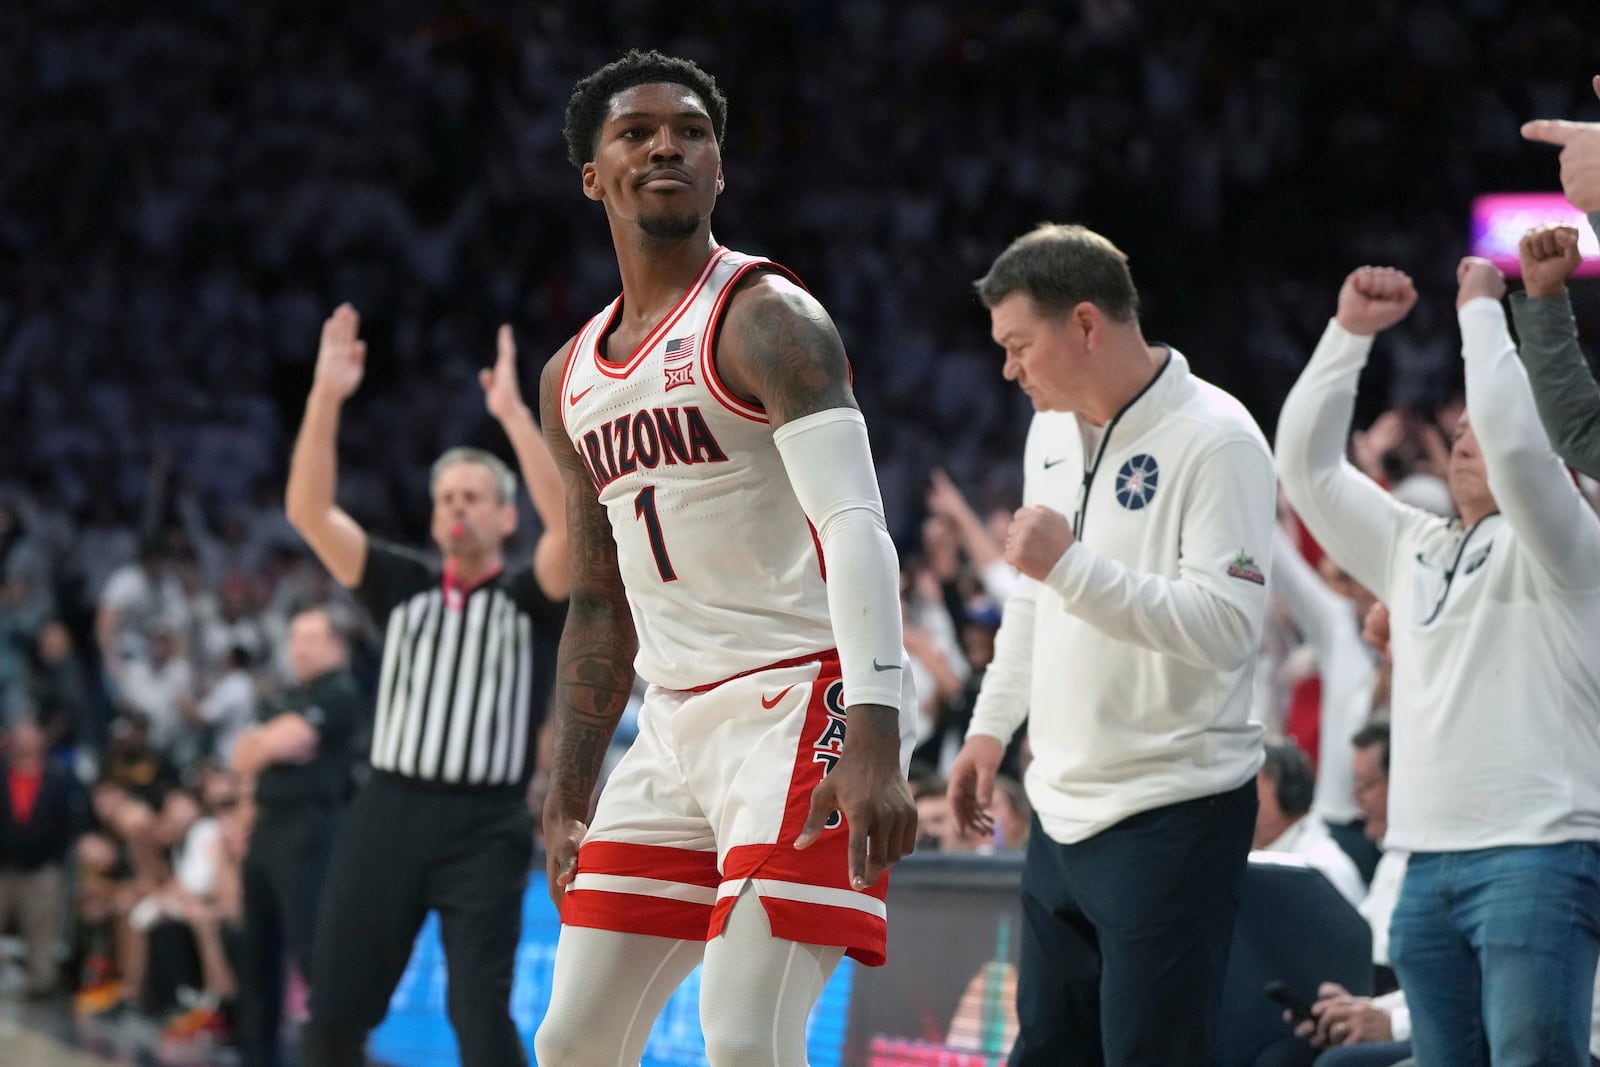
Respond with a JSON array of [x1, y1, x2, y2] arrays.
[[1276, 303, 1600, 853], [969, 350, 1274, 844]]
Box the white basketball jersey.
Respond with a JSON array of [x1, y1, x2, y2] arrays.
[[560, 247, 835, 690]]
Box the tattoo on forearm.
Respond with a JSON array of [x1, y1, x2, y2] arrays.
[[540, 360, 639, 814]]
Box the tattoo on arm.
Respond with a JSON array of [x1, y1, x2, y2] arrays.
[[539, 356, 638, 817], [729, 278, 857, 429]]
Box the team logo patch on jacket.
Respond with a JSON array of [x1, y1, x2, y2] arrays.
[[1227, 550, 1265, 585], [1115, 454, 1160, 510]]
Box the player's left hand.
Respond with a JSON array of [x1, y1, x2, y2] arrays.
[[1004, 505, 1076, 580], [795, 705, 916, 890], [480, 324, 530, 423]]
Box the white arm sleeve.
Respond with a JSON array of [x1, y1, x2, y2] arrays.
[[774, 408, 905, 710]]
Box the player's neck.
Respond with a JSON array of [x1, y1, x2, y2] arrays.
[[612, 227, 719, 322]]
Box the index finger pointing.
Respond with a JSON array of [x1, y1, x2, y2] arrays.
[[1522, 118, 1590, 146]]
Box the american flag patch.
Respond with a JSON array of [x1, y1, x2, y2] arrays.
[[664, 364, 695, 391], [664, 335, 696, 359]]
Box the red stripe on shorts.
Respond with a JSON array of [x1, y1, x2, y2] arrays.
[[577, 840, 721, 887], [711, 665, 890, 965], [561, 888, 714, 943]]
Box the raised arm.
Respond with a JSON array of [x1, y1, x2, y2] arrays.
[[538, 348, 638, 906], [1507, 223, 1600, 479], [285, 305, 369, 588], [1274, 269, 1420, 599], [1456, 256, 1600, 581], [480, 325, 570, 599], [717, 273, 917, 891]]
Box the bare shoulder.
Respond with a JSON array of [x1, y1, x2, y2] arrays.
[[537, 335, 582, 434], [718, 272, 856, 428]]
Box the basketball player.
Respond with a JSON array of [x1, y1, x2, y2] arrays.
[[531, 51, 918, 1067]]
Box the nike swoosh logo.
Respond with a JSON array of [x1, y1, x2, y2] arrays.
[[872, 659, 902, 672], [760, 684, 798, 709], [1043, 458, 1067, 469], [568, 384, 595, 405]]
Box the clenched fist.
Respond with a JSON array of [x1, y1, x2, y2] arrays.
[[1334, 267, 1417, 336], [1004, 505, 1076, 580], [1519, 224, 1583, 299], [1456, 257, 1505, 309]]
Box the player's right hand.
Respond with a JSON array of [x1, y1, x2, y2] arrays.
[[1518, 224, 1583, 299], [314, 303, 367, 401], [544, 812, 587, 909], [947, 734, 1003, 836], [1334, 267, 1417, 336], [1456, 256, 1506, 309]]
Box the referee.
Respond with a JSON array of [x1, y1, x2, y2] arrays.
[[286, 306, 568, 1067], [229, 604, 360, 1067]]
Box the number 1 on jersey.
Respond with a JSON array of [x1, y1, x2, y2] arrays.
[[633, 486, 677, 582]]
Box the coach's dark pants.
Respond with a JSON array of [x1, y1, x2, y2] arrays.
[[299, 773, 534, 1067], [237, 803, 337, 1067], [1010, 781, 1257, 1067]]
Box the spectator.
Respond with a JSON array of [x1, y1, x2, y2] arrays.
[[29, 620, 92, 751], [1268, 526, 1382, 881], [1253, 739, 1366, 907], [0, 718, 84, 997], [1276, 261, 1600, 1064]]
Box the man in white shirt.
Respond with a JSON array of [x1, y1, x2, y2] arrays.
[[948, 223, 1275, 1066], [1269, 526, 1382, 880], [1276, 259, 1600, 1066], [1253, 740, 1366, 907]]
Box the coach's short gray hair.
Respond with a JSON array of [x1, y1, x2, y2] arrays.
[[430, 448, 517, 505], [974, 222, 1141, 322]]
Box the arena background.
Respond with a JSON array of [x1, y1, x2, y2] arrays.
[[1, 0, 1598, 1064]]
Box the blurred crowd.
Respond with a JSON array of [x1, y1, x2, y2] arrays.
[[3, 0, 1600, 1058]]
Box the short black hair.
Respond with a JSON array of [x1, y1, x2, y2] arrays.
[[974, 222, 1141, 322], [564, 49, 728, 169], [1351, 720, 1390, 775], [1261, 739, 1316, 817]]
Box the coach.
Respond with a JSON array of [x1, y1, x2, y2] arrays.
[[947, 224, 1275, 1067], [286, 307, 568, 1067]]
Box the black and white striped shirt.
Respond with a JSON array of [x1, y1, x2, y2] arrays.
[[355, 540, 564, 790]]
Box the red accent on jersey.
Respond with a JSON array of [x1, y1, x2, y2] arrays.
[[699, 261, 810, 423], [593, 248, 731, 379], [686, 649, 839, 694], [760, 684, 799, 709]]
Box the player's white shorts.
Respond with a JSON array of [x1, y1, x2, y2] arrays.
[[560, 649, 917, 966]]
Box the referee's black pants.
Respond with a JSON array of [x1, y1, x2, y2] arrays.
[[1009, 780, 1257, 1067], [299, 773, 534, 1067], [237, 803, 338, 1067]]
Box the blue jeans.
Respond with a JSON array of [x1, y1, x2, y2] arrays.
[[1388, 842, 1600, 1067]]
